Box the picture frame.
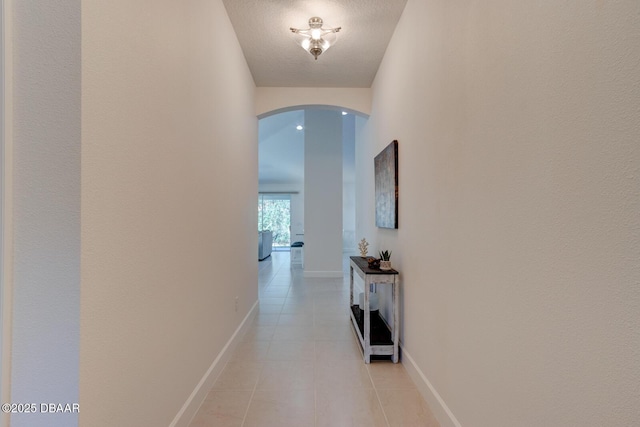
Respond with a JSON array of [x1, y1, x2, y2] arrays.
[[374, 140, 398, 229]]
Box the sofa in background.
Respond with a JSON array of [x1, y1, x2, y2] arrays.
[[258, 231, 273, 261]]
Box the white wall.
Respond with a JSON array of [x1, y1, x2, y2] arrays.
[[304, 109, 343, 277], [290, 190, 305, 244], [343, 114, 356, 252], [354, 115, 372, 246], [256, 87, 372, 117], [358, 1, 640, 426], [10, 2, 81, 426], [0, 1, 11, 424], [81, 1, 257, 426]]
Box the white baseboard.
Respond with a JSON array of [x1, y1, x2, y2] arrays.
[[169, 300, 259, 427], [303, 271, 344, 278], [400, 345, 462, 427]]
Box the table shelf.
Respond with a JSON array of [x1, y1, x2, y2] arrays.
[[350, 306, 393, 345], [349, 256, 399, 363]]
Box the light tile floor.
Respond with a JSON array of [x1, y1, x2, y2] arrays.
[[190, 252, 439, 427]]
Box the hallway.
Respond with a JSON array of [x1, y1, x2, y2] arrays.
[[189, 252, 439, 426]]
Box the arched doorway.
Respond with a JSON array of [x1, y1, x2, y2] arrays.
[[258, 105, 368, 277]]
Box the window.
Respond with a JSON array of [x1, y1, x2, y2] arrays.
[[258, 194, 291, 250]]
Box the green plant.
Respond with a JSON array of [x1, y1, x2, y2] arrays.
[[379, 250, 392, 261]]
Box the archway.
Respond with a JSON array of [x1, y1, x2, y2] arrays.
[[258, 104, 368, 277]]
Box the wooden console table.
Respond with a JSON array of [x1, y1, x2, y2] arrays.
[[349, 256, 399, 363]]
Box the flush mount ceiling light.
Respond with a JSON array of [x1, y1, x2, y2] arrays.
[[290, 17, 341, 60]]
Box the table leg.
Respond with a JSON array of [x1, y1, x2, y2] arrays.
[[392, 276, 399, 363], [349, 264, 354, 306], [364, 278, 371, 363]]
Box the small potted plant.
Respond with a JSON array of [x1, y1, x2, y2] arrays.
[[379, 250, 392, 270]]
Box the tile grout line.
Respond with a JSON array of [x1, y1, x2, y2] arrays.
[[239, 338, 269, 427], [244, 258, 288, 427], [243, 259, 283, 427], [314, 339, 318, 427], [368, 366, 393, 427]]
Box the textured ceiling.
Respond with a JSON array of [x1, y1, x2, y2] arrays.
[[222, 0, 408, 88]]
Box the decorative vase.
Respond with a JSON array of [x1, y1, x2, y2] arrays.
[[379, 260, 392, 270]]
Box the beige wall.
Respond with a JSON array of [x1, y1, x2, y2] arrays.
[[256, 87, 372, 117], [357, 1, 640, 426], [81, 1, 257, 426]]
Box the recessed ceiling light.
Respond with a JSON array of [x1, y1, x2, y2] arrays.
[[342, 111, 348, 115], [296, 125, 303, 131]]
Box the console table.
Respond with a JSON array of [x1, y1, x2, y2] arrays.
[[349, 256, 399, 363]]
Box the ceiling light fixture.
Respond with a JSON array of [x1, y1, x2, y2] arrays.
[[290, 17, 341, 60]]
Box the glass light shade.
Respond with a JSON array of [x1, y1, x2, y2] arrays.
[[290, 17, 341, 60]]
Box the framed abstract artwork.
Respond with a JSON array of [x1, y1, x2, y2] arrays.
[[374, 140, 398, 229]]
